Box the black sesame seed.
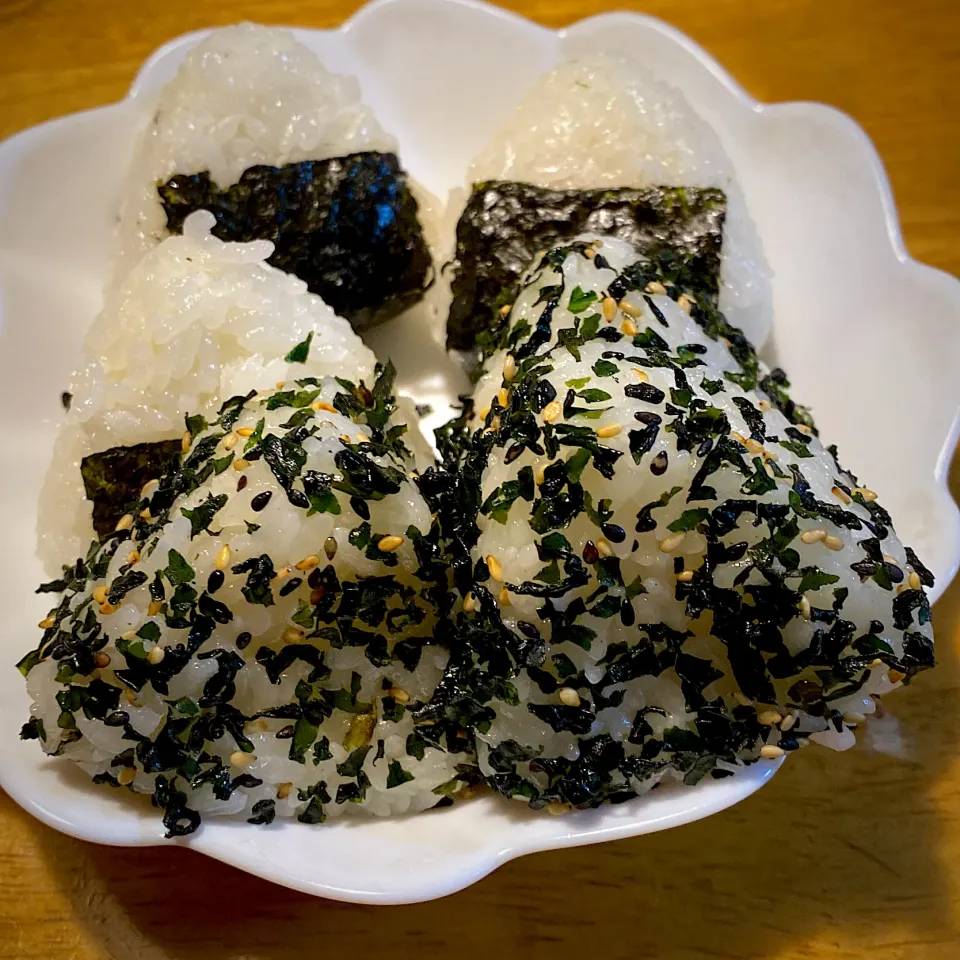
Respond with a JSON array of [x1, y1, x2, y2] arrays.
[[651, 451, 669, 475], [104, 711, 129, 727], [276, 725, 295, 740], [601, 523, 626, 543], [634, 411, 662, 425], [351, 496, 370, 520], [279, 577, 303, 597], [697, 438, 714, 457], [288, 489, 310, 509], [307, 567, 325, 589], [251, 491, 272, 512], [207, 570, 225, 594], [236, 631, 252, 650], [583, 541, 600, 564], [237, 474, 248, 492], [625, 382, 665, 405]]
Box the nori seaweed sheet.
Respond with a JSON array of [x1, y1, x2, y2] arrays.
[[447, 181, 726, 354], [159, 152, 432, 333], [81, 440, 182, 539]]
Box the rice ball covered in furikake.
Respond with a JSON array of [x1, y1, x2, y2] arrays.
[[428, 235, 935, 810], [20, 362, 475, 835]]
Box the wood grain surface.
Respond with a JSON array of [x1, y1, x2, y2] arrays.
[[1, 1, 959, 958]]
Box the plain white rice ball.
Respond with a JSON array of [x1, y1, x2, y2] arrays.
[[468, 55, 772, 347], [113, 22, 396, 283], [38, 212, 377, 573]]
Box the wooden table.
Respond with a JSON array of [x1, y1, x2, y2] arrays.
[[1, 1, 958, 957]]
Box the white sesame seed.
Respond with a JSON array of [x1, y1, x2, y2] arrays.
[[229, 751, 256, 768], [596, 423, 622, 439], [853, 486, 878, 502], [295, 555, 320, 571], [644, 281, 667, 296], [542, 400, 563, 423], [115, 514, 134, 532], [558, 687, 581, 707], [823, 535, 844, 551], [602, 296, 617, 322], [117, 767, 136, 786], [497, 387, 509, 408], [546, 801, 571, 816], [843, 712, 866, 725], [760, 745, 785, 759], [584, 247, 597, 260], [677, 293, 695, 315], [888, 669, 906, 684], [757, 711, 782, 726], [147, 600, 163, 617], [463, 592, 476, 614], [780, 713, 797, 732], [620, 299, 642, 318], [831, 485, 851, 505], [215, 544, 231, 571], [147, 645, 165, 665], [676, 569, 694, 582], [499, 587, 511, 607], [233, 458, 251, 472], [38, 616, 55, 629], [91, 585, 109, 605], [389, 687, 411, 704], [485, 554, 504, 582], [236, 427, 254, 438], [140, 479, 159, 498], [620, 318, 638, 336], [378, 535, 405, 553], [632, 368, 649, 382], [222, 432, 239, 451], [499, 303, 513, 318], [800, 529, 827, 544], [658, 532, 685, 553], [277, 782, 293, 801], [282, 627, 303, 645], [127, 550, 141, 564], [503, 354, 517, 382], [908, 571, 922, 591], [181, 431, 192, 454], [595, 538, 613, 558]]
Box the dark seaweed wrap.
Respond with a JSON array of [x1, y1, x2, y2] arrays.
[[81, 440, 182, 539], [447, 181, 726, 355], [159, 151, 432, 333]]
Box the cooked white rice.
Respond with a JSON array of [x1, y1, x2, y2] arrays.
[[112, 23, 396, 283], [456, 236, 933, 804], [24, 377, 466, 830], [38, 212, 378, 573], [467, 56, 772, 347]]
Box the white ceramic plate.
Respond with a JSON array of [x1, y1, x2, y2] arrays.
[[0, 0, 958, 905]]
